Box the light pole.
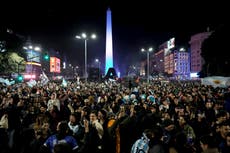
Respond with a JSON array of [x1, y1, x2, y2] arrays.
[[76, 33, 96, 83], [75, 66, 79, 76], [95, 58, 101, 81], [141, 47, 153, 83]]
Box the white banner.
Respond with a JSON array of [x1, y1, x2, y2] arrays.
[[201, 76, 230, 88]]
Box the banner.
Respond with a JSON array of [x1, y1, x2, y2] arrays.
[[201, 76, 230, 88]]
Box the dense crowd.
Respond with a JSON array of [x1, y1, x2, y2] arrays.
[[0, 79, 230, 153]]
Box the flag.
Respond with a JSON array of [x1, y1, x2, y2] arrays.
[[0, 78, 15, 86], [27, 79, 37, 87], [40, 71, 49, 85], [62, 78, 67, 87], [201, 76, 230, 88]]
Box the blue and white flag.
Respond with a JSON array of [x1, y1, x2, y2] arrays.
[[201, 76, 230, 88], [0, 78, 15, 86], [27, 79, 37, 87], [62, 78, 67, 87], [40, 71, 49, 85]]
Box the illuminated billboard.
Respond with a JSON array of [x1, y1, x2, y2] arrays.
[[50, 57, 61, 73], [26, 50, 41, 63]]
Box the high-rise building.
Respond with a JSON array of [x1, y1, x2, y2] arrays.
[[23, 39, 42, 80], [164, 52, 174, 75], [153, 38, 175, 76], [152, 49, 164, 75], [164, 50, 190, 79], [189, 31, 211, 73], [174, 50, 190, 79], [155, 38, 190, 79]]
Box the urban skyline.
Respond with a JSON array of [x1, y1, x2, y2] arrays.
[[0, 0, 227, 76]]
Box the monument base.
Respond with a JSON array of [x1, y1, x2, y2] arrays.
[[104, 67, 117, 79]]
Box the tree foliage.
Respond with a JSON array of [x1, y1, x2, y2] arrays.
[[201, 24, 230, 77], [0, 29, 27, 75]]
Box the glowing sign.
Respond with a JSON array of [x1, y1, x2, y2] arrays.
[[24, 74, 36, 79], [26, 62, 41, 66], [26, 50, 41, 63], [50, 57, 61, 73]]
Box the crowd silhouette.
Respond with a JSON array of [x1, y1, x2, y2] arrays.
[[0, 79, 230, 153]]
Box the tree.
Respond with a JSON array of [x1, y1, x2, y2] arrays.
[[201, 24, 230, 77], [0, 28, 26, 75]]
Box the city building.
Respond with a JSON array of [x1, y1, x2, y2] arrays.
[[174, 50, 190, 79], [189, 31, 211, 74], [164, 49, 190, 79], [152, 49, 164, 75], [23, 42, 42, 80]]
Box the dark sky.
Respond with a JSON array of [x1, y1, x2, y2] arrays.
[[1, 0, 228, 75]]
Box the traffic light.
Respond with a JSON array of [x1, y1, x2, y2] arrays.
[[44, 53, 49, 61], [17, 74, 23, 82]]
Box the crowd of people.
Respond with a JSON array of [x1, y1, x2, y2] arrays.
[[0, 79, 230, 153]]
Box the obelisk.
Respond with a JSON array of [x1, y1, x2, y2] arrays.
[[105, 8, 113, 75]]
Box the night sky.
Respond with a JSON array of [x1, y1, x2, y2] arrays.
[[1, 0, 228, 75]]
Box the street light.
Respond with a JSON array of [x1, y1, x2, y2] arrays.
[[141, 47, 153, 83], [95, 58, 101, 81], [75, 33, 96, 83]]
